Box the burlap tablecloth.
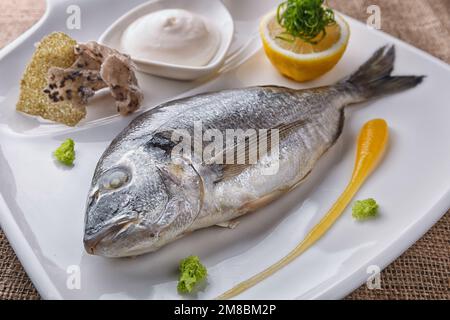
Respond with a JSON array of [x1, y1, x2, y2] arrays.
[[0, 0, 448, 300]]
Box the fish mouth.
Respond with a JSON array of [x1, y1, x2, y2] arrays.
[[84, 216, 138, 255]]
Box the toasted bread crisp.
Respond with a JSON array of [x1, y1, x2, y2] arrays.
[[16, 32, 85, 126]]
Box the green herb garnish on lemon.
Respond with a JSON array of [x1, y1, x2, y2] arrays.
[[276, 0, 336, 44], [260, 0, 350, 81]]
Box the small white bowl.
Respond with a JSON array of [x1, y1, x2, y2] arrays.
[[98, 0, 234, 80]]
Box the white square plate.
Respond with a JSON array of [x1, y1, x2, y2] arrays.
[[0, 0, 449, 299]]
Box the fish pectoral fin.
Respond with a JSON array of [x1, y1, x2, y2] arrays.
[[214, 164, 249, 182], [211, 118, 308, 164], [211, 118, 308, 183], [275, 118, 308, 138], [216, 219, 240, 229]]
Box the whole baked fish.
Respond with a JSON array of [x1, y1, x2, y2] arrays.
[[84, 46, 423, 257]]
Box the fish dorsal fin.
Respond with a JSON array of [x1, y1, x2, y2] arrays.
[[146, 118, 307, 183], [212, 118, 308, 182]]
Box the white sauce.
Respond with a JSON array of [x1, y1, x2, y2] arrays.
[[121, 9, 220, 67]]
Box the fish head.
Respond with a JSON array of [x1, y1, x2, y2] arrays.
[[83, 148, 203, 257]]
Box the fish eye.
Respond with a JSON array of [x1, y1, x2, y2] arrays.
[[100, 168, 129, 190]]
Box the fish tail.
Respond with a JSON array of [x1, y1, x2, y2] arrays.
[[340, 45, 424, 103]]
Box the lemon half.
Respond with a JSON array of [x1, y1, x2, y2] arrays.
[[260, 11, 350, 82]]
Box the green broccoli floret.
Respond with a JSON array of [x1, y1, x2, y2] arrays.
[[177, 255, 207, 294], [352, 198, 379, 220], [53, 138, 75, 166]]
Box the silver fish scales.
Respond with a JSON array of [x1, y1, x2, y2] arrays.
[[84, 46, 423, 257]]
